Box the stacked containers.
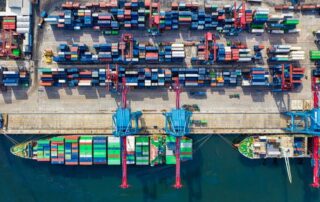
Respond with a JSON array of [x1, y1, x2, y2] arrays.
[[36, 139, 51, 162], [79, 136, 93, 165], [171, 43, 185, 63], [267, 14, 300, 34], [165, 136, 176, 165], [93, 136, 107, 164], [310, 51, 320, 60], [108, 137, 121, 165], [51, 136, 65, 165], [65, 136, 79, 165], [251, 8, 269, 34], [268, 45, 305, 61], [150, 135, 165, 166], [2, 16, 16, 30], [250, 67, 269, 86], [135, 136, 149, 165], [126, 136, 135, 164], [145, 46, 159, 63], [180, 137, 192, 161], [3, 71, 19, 87]]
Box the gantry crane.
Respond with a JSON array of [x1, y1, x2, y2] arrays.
[[204, 32, 217, 62], [163, 79, 192, 188], [283, 75, 320, 188], [106, 64, 119, 92], [120, 33, 134, 62], [148, 0, 160, 35], [112, 78, 142, 188]]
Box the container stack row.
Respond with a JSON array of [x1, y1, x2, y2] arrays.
[[250, 8, 269, 34], [50, 137, 65, 165], [79, 136, 93, 165], [192, 41, 259, 64], [36, 139, 51, 162], [93, 136, 107, 164], [310, 51, 320, 61], [45, 2, 302, 35], [270, 64, 305, 92], [267, 14, 300, 34], [108, 137, 121, 165], [150, 135, 165, 166], [2, 16, 16, 30], [180, 137, 193, 161], [65, 136, 78, 165], [1, 70, 29, 87], [126, 136, 135, 165], [39, 67, 289, 89], [34, 135, 193, 166], [135, 136, 149, 165], [242, 67, 269, 87], [267, 45, 305, 62], [165, 136, 177, 165]]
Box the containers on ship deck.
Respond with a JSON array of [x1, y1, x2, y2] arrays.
[[126, 136, 135, 164], [180, 137, 192, 161], [165, 136, 176, 165], [79, 136, 93, 165], [150, 135, 165, 166], [50, 136, 65, 165], [65, 136, 79, 165], [93, 136, 107, 164], [135, 136, 149, 165], [36, 139, 51, 162], [165, 136, 193, 164], [108, 137, 121, 165]]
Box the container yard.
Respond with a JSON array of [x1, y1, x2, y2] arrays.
[[0, 0, 320, 196]]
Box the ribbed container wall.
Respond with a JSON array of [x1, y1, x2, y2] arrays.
[[93, 136, 107, 164], [135, 136, 149, 165], [108, 137, 121, 165]]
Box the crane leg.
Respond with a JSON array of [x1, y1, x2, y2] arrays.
[[120, 136, 129, 189], [174, 137, 182, 189], [311, 136, 319, 188]]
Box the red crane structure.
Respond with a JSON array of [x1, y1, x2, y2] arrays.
[[163, 79, 192, 189], [112, 78, 142, 189], [106, 64, 119, 92], [311, 79, 320, 188], [204, 32, 217, 62]]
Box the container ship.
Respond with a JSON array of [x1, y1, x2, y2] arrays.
[[237, 135, 311, 159], [10, 135, 192, 166]]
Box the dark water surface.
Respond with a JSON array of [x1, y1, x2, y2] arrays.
[[0, 135, 319, 202]]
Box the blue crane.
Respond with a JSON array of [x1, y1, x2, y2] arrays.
[[112, 78, 142, 188], [163, 79, 192, 188]]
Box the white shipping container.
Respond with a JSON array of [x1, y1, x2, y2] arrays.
[[3, 71, 17, 74], [288, 29, 300, 33], [126, 136, 135, 152], [185, 74, 199, 77], [17, 22, 30, 28], [276, 45, 291, 49], [16, 28, 29, 33], [171, 44, 184, 48], [271, 30, 284, 34], [290, 46, 302, 51], [238, 57, 252, 62], [239, 49, 251, 53], [251, 29, 264, 33]]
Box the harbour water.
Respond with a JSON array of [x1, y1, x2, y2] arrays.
[[0, 135, 319, 202]]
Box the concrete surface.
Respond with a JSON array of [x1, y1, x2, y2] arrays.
[[0, 0, 319, 135]]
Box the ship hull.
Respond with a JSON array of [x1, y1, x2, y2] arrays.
[[238, 135, 310, 159], [10, 135, 193, 166]]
